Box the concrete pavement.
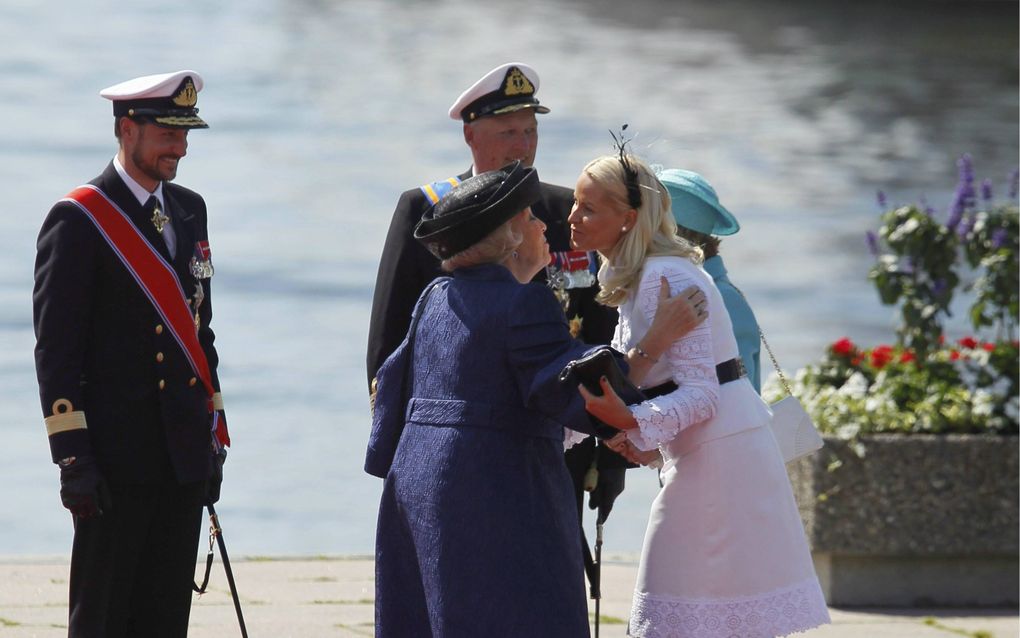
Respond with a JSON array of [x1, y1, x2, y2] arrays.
[[0, 555, 1016, 637]]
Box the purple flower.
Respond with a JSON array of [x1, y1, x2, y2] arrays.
[[957, 212, 974, 238], [1009, 168, 1019, 200], [952, 182, 976, 215], [946, 202, 963, 233], [901, 256, 915, 275], [876, 190, 887, 209], [932, 278, 948, 297], [992, 227, 1008, 249], [981, 178, 993, 202], [865, 230, 880, 256], [948, 153, 977, 224], [957, 153, 975, 185]]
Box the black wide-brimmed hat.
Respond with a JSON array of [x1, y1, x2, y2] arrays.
[[414, 161, 541, 259]]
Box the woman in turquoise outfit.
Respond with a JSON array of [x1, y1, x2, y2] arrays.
[[658, 168, 763, 392]]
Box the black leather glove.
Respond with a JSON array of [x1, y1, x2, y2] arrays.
[[58, 455, 111, 519], [207, 450, 226, 505], [588, 464, 626, 524]]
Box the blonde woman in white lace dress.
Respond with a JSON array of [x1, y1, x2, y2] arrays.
[[569, 153, 830, 638]]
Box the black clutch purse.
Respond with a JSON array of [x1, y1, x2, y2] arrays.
[[559, 348, 645, 437]]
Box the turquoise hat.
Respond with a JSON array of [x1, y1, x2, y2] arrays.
[[658, 168, 739, 236]]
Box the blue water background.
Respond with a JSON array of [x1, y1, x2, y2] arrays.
[[0, 0, 1016, 557]]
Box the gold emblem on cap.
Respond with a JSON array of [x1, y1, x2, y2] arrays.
[[502, 67, 534, 97], [172, 79, 198, 107]]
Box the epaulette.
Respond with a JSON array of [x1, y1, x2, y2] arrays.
[[419, 176, 463, 206]]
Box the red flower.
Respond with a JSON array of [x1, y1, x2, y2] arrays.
[[949, 350, 961, 361], [899, 351, 916, 363], [870, 345, 894, 369], [851, 356, 863, 366], [938, 334, 946, 345], [831, 337, 855, 358], [958, 337, 978, 349]]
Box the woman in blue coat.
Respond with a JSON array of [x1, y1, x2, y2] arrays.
[[366, 162, 693, 637]]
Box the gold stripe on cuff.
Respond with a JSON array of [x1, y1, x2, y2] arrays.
[[212, 392, 225, 411], [45, 411, 87, 436]]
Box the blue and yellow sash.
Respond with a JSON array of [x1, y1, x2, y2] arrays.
[[419, 176, 462, 206]]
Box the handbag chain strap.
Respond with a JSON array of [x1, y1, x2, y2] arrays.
[[757, 326, 794, 397], [730, 284, 794, 398]]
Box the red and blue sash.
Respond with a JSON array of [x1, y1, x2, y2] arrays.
[[62, 185, 229, 447]]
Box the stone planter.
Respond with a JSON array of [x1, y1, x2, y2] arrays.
[[787, 433, 1019, 607]]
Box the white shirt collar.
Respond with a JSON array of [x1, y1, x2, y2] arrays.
[[113, 155, 164, 208]]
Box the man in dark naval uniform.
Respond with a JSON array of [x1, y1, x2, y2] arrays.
[[366, 62, 633, 600], [33, 70, 229, 638]]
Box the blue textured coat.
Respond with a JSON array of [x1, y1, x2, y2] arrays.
[[370, 263, 598, 637]]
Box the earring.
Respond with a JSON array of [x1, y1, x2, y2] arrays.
[[621, 226, 628, 232], [512, 250, 519, 259]]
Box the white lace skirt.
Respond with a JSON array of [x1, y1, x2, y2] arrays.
[[628, 424, 830, 638]]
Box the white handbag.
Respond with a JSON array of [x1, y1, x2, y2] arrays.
[[759, 329, 824, 464], [768, 394, 824, 463]]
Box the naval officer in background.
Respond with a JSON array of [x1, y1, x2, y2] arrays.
[[33, 70, 229, 638]]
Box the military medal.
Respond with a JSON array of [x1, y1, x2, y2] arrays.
[[548, 250, 598, 290], [191, 282, 205, 330], [150, 202, 170, 233], [189, 240, 214, 279], [547, 268, 570, 310]]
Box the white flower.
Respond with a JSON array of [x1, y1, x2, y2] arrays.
[[865, 394, 894, 413], [838, 372, 870, 399], [888, 217, 920, 242], [972, 390, 995, 417], [836, 422, 861, 440], [969, 349, 991, 367]]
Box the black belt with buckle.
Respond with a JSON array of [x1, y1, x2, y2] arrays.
[[716, 357, 747, 384], [641, 357, 746, 399]]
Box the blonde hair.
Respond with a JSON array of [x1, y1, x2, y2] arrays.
[[582, 154, 702, 307], [439, 218, 523, 272]]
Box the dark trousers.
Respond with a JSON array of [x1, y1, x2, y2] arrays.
[[68, 481, 205, 638]]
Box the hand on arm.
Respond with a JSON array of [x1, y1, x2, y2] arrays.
[[625, 276, 707, 386], [624, 267, 720, 450]]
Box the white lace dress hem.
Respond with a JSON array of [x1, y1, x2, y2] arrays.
[[628, 576, 831, 638]]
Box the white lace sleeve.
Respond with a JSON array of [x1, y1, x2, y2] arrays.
[[563, 427, 590, 450], [626, 263, 720, 451]]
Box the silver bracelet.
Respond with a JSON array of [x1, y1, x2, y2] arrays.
[[632, 344, 659, 363]]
